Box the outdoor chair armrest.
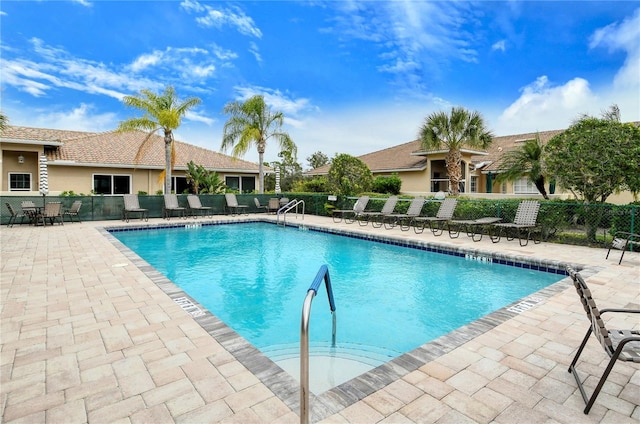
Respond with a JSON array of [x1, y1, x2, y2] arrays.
[[599, 308, 640, 315]]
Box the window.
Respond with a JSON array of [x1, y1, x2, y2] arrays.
[[225, 175, 256, 193], [470, 176, 478, 193], [513, 178, 538, 194], [9, 173, 31, 191], [241, 176, 255, 193], [225, 176, 239, 191], [172, 176, 189, 194], [93, 174, 131, 195]]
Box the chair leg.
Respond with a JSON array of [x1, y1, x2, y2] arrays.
[[430, 221, 444, 236], [413, 220, 425, 234], [490, 227, 502, 243], [568, 335, 591, 402]]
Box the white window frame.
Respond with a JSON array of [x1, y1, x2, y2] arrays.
[[92, 173, 132, 195], [8, 172, 32, 191], [513, 177, 538, 194], [470, 176, 478, 193]]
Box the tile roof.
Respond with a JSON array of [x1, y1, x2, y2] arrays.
[[1, 126, 260, 172], [307, 140, 427, 175], [306, 128, 568, 175], [471, 129, 565, 173]]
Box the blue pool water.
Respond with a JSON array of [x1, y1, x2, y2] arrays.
[[112, 222, 561, 361]]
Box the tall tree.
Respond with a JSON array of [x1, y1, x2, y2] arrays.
[[0, 112, 8, 132], [495, 133, 549, 199], [118, 86, 201, 194], [419, 107, 493, 196], [221, 95, 296, 193], [545, 105, 640, 240], [307, 151, 330, 170], [546, 105, 640, 204]]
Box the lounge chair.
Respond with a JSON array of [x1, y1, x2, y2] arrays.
[[36, 202, 64, 226], [490, 200, 541, 246], [331, 196, 370, 223], [606, 231, 640, 264], [163, 194, 187, 219], [224, 193, 249, 215], [254, 198, 270, 214], [6, 203, 29, 227], [123, 194, 148, 222], [447, 216, 502, 241], [383, 197, 425, 230], [412, 198, 458, 235], [567, 268, 640, 414], [358, 196, 399, 228], [187, 195, 212, 218], [63, 200, 82, 223]]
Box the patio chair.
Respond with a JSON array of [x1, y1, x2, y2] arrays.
[[6, 203, 29, 227], [490, 200, 541, 246], [447, 216, 502, 241], [224, 193, 249, 215], [254, 198, 269, 214], [412, 198, 458, 235], [606, 231, 640, 264], [163, 194, 187, 219], [331, 196, 370, 223], [358, 196, 399, 228], [63, 200, 82, 223], [122, 194, 148, 222], [383, 197, 425, 230], [187, 195, 212, 218], [36, 202, 64, 226], [268, 198, 280, 213], [567, 268, 640, 414]]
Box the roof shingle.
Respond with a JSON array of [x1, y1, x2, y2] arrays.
[[2, 126, 260, 172]]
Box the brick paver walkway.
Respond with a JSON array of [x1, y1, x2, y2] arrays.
[[1, 215, 638, 423]]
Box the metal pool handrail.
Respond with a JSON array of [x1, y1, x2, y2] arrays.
[[277, 199, 305, 226], [300, 264, 336, 424]]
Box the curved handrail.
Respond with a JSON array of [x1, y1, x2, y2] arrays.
[[300, 265, 336, 424], [277, 199, 305, 226]]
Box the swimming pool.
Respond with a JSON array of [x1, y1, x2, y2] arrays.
[[111, 221, 563, 392]]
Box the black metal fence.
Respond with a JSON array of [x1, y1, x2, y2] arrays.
[[2, 194, 637, 248]]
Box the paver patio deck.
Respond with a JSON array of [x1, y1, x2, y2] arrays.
[[1, 214, 638, 423]]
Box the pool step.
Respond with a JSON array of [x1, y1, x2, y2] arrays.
[[261, 341, 401, 367]]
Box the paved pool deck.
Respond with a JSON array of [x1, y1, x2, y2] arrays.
[[1, 214, 638, 423]]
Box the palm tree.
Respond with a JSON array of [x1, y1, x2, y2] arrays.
[[221, 95, 296, 193], [118, 86, 201, 194], [419, 107, 493, 196], [495, 133, 549, 199]]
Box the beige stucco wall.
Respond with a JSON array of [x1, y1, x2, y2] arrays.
[[1, 144, 43, 193]]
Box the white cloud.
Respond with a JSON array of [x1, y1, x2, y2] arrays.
[[495, 9, 640, 135], [7, 103, 117, 132], [589, 8, 640, 93], [181, 0, 262, 38], [495, 76, 599, 134], [249, 42, 262, 63], [491, 40, 506, 52], [232, 86, 314, 118], [129, 51, 164, 72], [326, 1, 481, 96], [72, 0, 92, 7]]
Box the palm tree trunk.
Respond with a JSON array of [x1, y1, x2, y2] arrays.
[[258, 152, 264, 194], [164, 130, 172, 194], [534, 176, 549, 200], [257, 140, 266, 194], [446, 149, 462, 196]]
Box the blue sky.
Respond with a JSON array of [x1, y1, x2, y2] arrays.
[[1, 1, 639, 168]]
